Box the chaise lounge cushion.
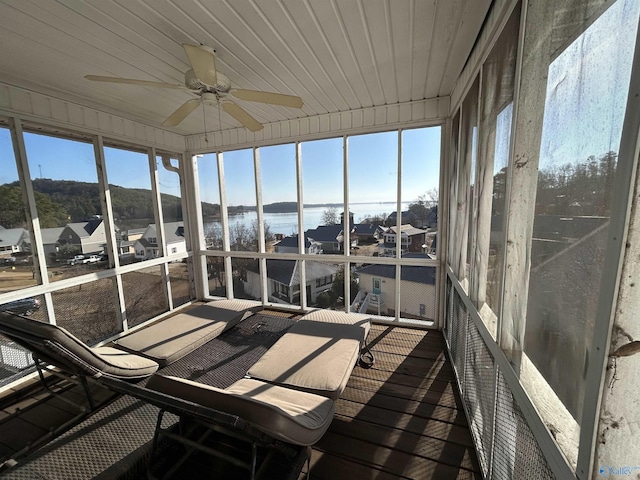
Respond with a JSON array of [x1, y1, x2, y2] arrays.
[[246, 320, 364, 399], [114, 299, 261, 366], [299, 309, 372, 338], [0, 312, 159, 379], [146, 375, 335, 446]]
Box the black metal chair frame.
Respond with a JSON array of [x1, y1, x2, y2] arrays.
[[0, 312, 311, 479]]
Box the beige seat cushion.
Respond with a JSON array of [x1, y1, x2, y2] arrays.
[[146, 375, 334, 446], [246, 320, 364, 399], [91, 346, 160, 376], [299, 309, 372, 338], [0, 312, 158, 379], [114, 299, 260, 366]]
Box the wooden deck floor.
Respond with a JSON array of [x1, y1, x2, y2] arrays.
[[304, 324, 481, 480], [0, 323, 480, 479]]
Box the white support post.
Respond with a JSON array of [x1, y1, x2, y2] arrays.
[[217, 152, 233, 299], [295, 141, 307, 310], [582, 15, 640, 480], [395, 130, 403, 322], [8, 118, 56, 324], [342, 135, 350, 312], [253, 147, 268, 305], [436, 118, 451, 330], [93, 134, 127, 330], [186, 154, 210, 299], [500, 0, 554, 371], [148, 147, 172, 310]]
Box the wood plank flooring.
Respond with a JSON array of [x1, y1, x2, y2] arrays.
[[303, 324, 481, 480]]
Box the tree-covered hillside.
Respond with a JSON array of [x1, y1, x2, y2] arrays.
[[0, 179, 220, 229]]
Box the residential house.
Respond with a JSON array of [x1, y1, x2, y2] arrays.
[[384, 210, 418, 227], [58, 217, 107, 255], [117, 227, 145, 260], [0, 227, 29, 256], [245, 259, 338, 305], [355, 254, 436, 320], [40, 227, 65, 260], [378, 224, 427, 257], [352, 223, 384, 244], [134, 222, 187, 260], [273, 234, 322, 254], [305, 224, 349, 253]]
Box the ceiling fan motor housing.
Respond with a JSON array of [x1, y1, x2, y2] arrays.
[[184, 69, 231, 94]]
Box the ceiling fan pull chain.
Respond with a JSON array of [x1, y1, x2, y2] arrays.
[[217, 98, 222, 136], [202, 100, 208, 144]]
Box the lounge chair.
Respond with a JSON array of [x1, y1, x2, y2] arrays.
[[113, 299, 263, 366], [0, 308, 335, 479], [245, 309, 375, 400]]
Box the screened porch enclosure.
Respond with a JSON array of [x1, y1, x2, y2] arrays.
[[0, 0, 640, 478]]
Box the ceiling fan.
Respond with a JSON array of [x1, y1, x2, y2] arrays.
[[85, 44, 303, 132]]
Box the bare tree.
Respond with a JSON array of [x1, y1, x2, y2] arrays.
[[321, 207, 338, 225]]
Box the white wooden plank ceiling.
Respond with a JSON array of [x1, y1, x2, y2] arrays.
[[0, 0, 491, 136]]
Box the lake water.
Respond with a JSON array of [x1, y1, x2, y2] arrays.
[[208, 202, 411, 235]]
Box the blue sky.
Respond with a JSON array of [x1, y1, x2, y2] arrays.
[[197, 126, 441, 206], [1, 125, 440, 208]]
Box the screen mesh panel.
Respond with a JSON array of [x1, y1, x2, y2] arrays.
[[122, 266, 169, 328], [168, 261, 192, 308], [493, 370, 555, 479], [448, 288, 468, 387], [464, 319, 495, 476], [52, 279, 120, 345]]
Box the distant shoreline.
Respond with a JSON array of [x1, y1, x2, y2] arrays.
[[235, 201, 400, 214]]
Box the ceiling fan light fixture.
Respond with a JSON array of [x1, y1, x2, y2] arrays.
[[85, 43, 302, 131]]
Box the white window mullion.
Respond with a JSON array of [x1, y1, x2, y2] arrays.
[[8, 118, 56, 324], [254, 147, 268, 305], [187, 154, 209, 299], [217, 152, 234, 298], [342, 135, 350, 312], [395, 130, 403, 322], [148, 147, 173, 310], [93, 134, 127, 330], [296, 141, 307, 310]]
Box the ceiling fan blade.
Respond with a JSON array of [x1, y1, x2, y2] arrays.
[[182, 44, 217, 86], [85, 75, 184, 89], [231, 89, 303, 109], [162, 98, 201, 127], [222, 101, 263, 132]]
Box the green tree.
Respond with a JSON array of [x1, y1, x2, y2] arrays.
[[316, 266, 359, 308], [0, 185, 27, 228]]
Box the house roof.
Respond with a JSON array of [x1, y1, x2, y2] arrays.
[[356, 255, 436, 285], [306, 225, 345, 243], [387, 210, 417, 220], [136, 238, 155, 248], [0, 228, 29, 248], [145, 222, 185, 244], [353, 223, 381, 236], [387, 224, 427, 236], [275, 225, 347, 250], [274, 234, 320, 250], [40, 227, 65, 245], [256, 259, 339, 287], [64, 217, 105, 239]]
